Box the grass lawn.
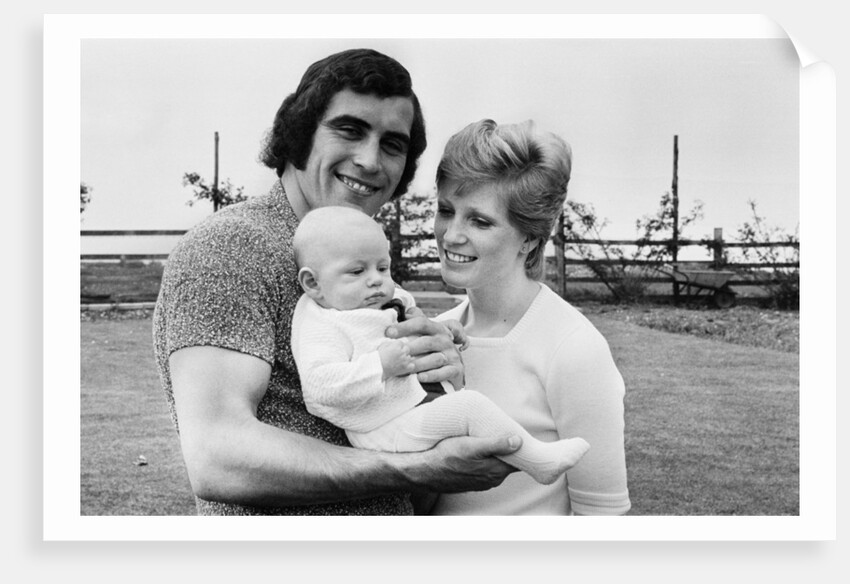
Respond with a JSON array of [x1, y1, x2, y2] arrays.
[[81, 318, 195, 515], [593, 317, 798, 515], [80, 310, 798, 516]]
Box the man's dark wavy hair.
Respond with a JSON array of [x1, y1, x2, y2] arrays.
[[259, 48, 426, 200]]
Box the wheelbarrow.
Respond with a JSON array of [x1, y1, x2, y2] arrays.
[[656, 264, 737, 308]]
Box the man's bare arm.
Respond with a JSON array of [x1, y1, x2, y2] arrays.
[[170, 346, 520, 507]]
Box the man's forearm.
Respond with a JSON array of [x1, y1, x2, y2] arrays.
[[182, 417, 521, 508], [182, 418, 427, 507], [171, 346, 435, 508], [171, 345, 520, 508]]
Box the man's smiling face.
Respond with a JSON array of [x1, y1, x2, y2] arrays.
[[294, 88, 415, 217]]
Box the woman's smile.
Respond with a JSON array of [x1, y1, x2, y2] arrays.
[[444, 250, 477, 264]]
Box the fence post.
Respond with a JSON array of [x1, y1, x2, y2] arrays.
[[213, 131, 220, 212], [554, 211, 566, 298], [390, 198, 403, 284], [713, 227, 724, 269], [671, 135, 680, 303]]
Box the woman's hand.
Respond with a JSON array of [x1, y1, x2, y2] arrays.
[[439, 319, 469, 351], [385, 314, 467, 390]]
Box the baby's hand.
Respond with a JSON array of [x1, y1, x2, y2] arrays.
[[379, 338, 416, 380]]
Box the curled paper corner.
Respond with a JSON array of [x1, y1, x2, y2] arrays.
[[752, 14, 825, 69], [787, 34, 824, 69]]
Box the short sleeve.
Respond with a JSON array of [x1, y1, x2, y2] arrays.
[[160, 220, 281, 364], [544, 323, 631, 515]]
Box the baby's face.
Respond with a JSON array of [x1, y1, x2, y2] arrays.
[[312, 233, 396, 311]]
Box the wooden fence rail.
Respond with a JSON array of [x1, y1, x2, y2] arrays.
[[81, 228, 799, 298]]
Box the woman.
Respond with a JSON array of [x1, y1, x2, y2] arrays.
[[428, 119, 631, 515]]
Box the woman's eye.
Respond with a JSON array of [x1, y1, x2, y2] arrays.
[[472, 217, 492, 228], [437, 206, 453, 217]]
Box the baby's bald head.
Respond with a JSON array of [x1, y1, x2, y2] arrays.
[[293, 205, 389, 272]]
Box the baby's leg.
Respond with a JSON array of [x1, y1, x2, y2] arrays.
[[394, 390, 590, 485]]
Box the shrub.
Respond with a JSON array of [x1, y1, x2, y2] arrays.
[[735, 201, 799, 310]]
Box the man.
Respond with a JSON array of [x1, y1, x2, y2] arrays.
[[153, 48, 520, 515]]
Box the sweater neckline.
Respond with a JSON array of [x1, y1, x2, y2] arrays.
[[457, 283, 548, 346]]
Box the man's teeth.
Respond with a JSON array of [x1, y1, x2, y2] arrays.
[[340, 176, 377, 194], [446, 251, 475, 263]]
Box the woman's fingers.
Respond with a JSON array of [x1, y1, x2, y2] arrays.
[[440, 319, 469, 350]]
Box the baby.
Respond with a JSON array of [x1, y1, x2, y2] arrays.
[[290, 206, 590, 485]]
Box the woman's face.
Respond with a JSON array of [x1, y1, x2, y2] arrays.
[[434, 181, 528, 292]]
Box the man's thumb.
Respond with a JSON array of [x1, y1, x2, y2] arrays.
[[506, 434, 522, 451]]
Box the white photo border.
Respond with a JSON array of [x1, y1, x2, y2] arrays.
[[46, 13, 835, 541]]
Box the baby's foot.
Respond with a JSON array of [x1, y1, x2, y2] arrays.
[[528, 438, 591, 485]]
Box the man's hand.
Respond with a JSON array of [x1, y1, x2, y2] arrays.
[[403, 306, 469, 349], [403, 434, 522, 494], [386, 315, 467, 390]]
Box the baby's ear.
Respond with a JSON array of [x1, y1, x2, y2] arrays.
[[297, 267, 322, 300]]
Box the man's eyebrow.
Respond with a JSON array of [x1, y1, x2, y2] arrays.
[[325, 114, 369, 129]]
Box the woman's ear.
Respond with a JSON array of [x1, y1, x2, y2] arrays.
[[521, 237, 539, 255], [297, 267, 322, 300]]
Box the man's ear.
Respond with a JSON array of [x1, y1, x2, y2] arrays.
[[297, 267, 323, 301]]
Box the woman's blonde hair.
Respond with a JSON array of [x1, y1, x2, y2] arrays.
[[435, 119, 572, 280]]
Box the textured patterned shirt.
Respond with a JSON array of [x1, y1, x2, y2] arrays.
[[153, 180, 413, 515]]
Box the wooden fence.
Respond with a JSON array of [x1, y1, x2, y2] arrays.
[[81, 227, 799, 299]]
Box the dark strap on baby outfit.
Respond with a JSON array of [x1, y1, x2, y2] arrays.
[[381, 298, 408, 322], [381, 299, 447, 404]]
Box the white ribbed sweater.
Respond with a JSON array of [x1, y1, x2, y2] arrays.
[[291, 294, 427, 433]]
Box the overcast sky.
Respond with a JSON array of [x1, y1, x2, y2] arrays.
[[79, 35, 800, 254]]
